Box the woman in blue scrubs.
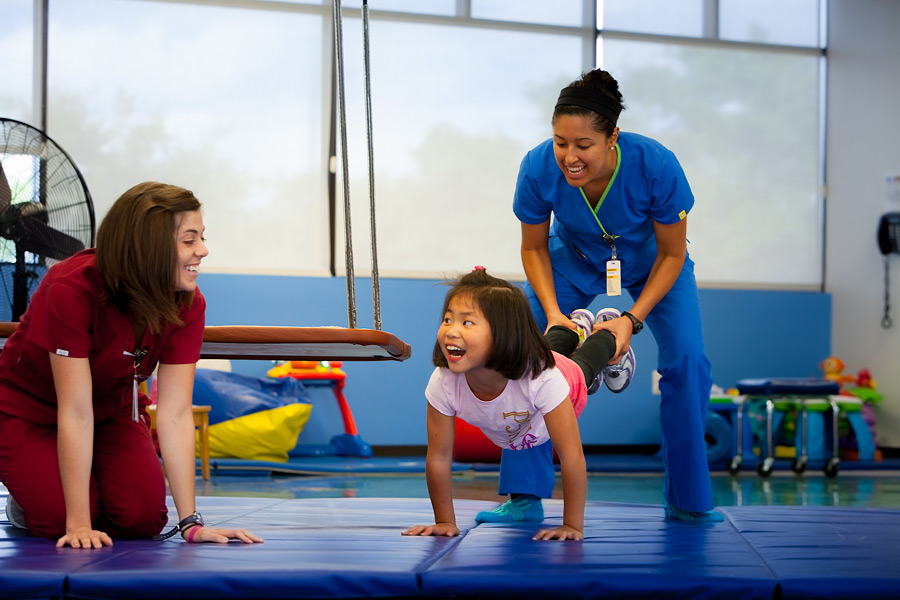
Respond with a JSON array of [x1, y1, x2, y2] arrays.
[[480, 68, 720, 523]]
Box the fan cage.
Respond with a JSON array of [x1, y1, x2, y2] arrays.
[[0, 118, 95, 321]]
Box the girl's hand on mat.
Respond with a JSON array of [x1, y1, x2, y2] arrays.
[[56, 527, 114, 549], [401, 522, 459, 537], [187, 526, 265, 544], [533, 525, 584, 541]]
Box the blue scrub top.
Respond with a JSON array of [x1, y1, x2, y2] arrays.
[[513, 132, 694, 292]]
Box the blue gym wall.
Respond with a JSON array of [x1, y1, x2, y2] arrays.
[[199, 274, 831, 447]]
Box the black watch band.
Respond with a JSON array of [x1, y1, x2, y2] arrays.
[[178, 511, 204, 533], [622, 311, 643, 335]]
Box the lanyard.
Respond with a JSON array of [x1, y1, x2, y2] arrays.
[[123, 347, 148, 422], [578, 143, 622, 258]]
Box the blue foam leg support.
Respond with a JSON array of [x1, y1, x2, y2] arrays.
[[330, 433, 373, 457], [795, 411, 827, 460], [845, 412, 876, 460]]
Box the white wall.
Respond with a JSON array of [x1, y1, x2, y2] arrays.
[[826, 0, 900, 447]]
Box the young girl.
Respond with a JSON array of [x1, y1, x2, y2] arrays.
[[402, 268, 635, 541]]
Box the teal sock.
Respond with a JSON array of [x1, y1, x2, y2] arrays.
[[476, 495, 544, 523], [665, 504, 724, 523]]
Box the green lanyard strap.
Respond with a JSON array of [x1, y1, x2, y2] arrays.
[[578, 143, 621, 255]]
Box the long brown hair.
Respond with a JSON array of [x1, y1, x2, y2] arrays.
[[95, 182, 201, 334]]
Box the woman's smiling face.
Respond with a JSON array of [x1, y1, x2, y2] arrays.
[[552, 113, 617, 189], [173, 210, 208, 292]]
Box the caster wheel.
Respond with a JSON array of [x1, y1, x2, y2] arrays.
[[728, 456, 742, 475], [824, 457, 840, 478], [757, 457, 774, 477], [792, 457, 808, 474]]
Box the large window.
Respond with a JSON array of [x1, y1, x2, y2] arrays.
[[2, 0, 826, 288], [336, 17, 587, 278], [601, 41, 822, 286], [0, 0, 35, 123], [46, 0, 329, 275]]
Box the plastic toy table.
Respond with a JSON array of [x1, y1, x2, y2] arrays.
[[267, 361, 371, 457], [729, 378, 876, 477]]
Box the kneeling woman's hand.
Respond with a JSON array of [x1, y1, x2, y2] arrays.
[[56, 526, 114, 549], [183, 526, 264, 544]]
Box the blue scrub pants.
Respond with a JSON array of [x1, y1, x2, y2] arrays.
[[498, 441, 556, 498], [518, 259, 714, 513]]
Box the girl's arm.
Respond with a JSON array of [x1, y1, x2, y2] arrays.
[[402, 403, 459, 537], [50, 353, 113, 549], [534, 399, 586, 541], [594, 218, 687, 361], [521, 220, 573, 332], [155, 362, 262, 544]]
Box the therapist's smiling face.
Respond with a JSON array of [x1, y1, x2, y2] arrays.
[[552, 114, 618, 191], [174, 210, 208, 292]]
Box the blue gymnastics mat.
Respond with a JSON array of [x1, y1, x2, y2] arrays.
[[3, 496, 899, 600]]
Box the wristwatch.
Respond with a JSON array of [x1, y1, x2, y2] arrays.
[[178, 511, 205, 533], [622, 311, 644, 335]]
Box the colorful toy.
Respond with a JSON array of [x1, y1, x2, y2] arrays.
[[855, 368, 877, 390], [268, 360, 371, 457], [819, 356, 855, 389], [267, 360, 345, 378]]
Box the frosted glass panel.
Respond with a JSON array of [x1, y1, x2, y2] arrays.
[[0, 0, 35, 123], [342, 0, 456, 16], [720, 0, 823, 48], [472, 0, 586, 27], [601, 0, 704, 37], [335, 18, 585, 279], [46, 0, 329, 275], [604, 39, 822, 286]]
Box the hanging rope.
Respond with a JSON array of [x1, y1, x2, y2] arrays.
[[883, 255, 892, 328], [362, 0, 382, 331], [331, 0, 357, 329]]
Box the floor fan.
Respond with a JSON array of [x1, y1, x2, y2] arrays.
[[0, 118, 95, 320]]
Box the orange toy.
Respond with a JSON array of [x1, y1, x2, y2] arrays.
[[267, 360, 345, 378], [267, 360, 356, 435], [819, 356, 855, 389]]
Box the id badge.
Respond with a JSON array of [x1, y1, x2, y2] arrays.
[[606, 260, 621, 296]]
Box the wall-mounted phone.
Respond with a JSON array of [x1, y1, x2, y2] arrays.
[[878, 212, 900, 328], [878, 212, 900, 255]]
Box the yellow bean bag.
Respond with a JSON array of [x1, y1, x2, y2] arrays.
[[202, 402, 312, 463]]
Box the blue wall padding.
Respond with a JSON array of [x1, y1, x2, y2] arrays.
[[197, 274, 832, 447], [207, 455, 471, 474], [191, 369, 312, 425], [4, 497, 899, 600]]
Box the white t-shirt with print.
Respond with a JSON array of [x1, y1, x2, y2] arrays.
[[425, 366, 570, 450]]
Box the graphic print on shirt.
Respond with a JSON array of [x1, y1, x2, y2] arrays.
[[504, 410, 536, 450]]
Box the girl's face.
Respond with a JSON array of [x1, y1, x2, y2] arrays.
[[174, 210, 208, 292], [552, 114, 618, 189], [438, 294, 492, 375]]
